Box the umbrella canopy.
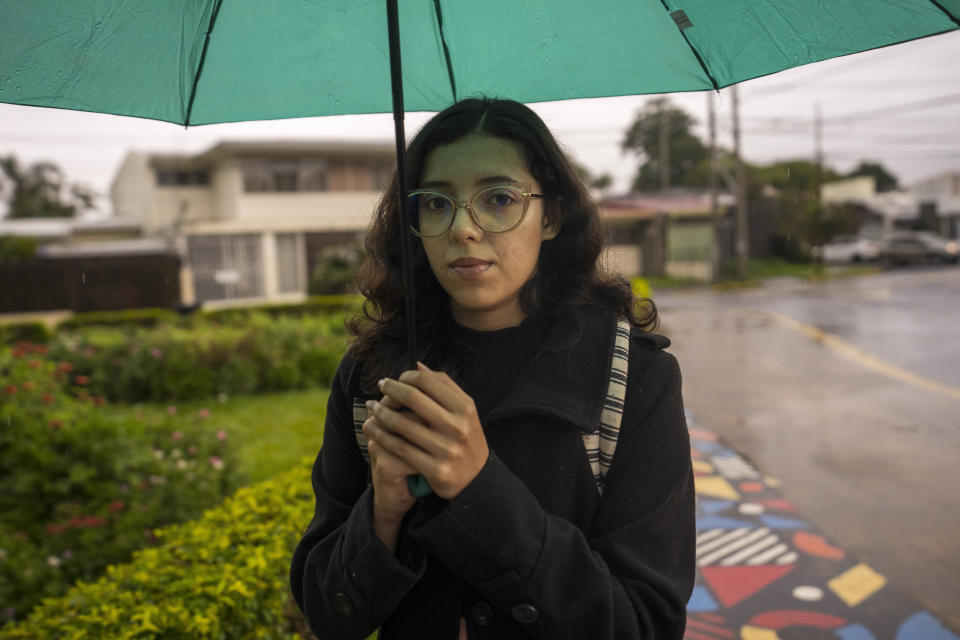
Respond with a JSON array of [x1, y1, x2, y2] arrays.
[[1, 0, 958, 126]]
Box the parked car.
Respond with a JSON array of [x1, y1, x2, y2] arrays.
[[812, 235, 880, 264], [878, 232, 959, 266]]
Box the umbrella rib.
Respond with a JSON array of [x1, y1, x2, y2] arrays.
[[184, 0, 225, 126], [928, 0, 960, 27], [432, 0, 458, 102], [658, 1, 720, 92]]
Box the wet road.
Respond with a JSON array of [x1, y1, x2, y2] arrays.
[[658, 266, 960, 632]]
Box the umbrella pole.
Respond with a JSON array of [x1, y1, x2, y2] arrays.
[[387, 0, 432, 498], [386, 0, 418, 372]]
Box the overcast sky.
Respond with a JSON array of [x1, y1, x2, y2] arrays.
[[1, 30, 958, 217]]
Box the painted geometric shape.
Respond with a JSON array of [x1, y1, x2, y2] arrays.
[[711, 454, 761, 480], [747, 609, 847, 630], [699, 498, 735, 516], [895, 611, 960, 640], [793, 531, 845, 560], [739, 481, 765, 493], [696, 475, 741, 500], [741, 626, 780, 640], [686, 614, 735, 638], [693, 459, 716, 474], [699, 564, 796, 607], [689, 427, 718, 442], [687, 585, 720, 612], [756, 498, 795, 512], [697, 516, 757, 531], [738, 502, 764, 515], [764, 476, 781, 488], [758, 515, 810, 530], [828, 563, 887, 608], [698, 527, 796, 567], [792, 585, 824, 602], [837, 623, 878, 640]]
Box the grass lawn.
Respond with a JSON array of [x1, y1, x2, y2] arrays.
[[109, 388, 330, 485]]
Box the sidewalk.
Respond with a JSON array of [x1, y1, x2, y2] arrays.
[[686, 417, 959, 640]]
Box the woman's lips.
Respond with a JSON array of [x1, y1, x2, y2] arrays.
[[448, 258, 492, 277]]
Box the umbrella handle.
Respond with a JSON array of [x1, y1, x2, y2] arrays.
[[407, 474, 433, 496]]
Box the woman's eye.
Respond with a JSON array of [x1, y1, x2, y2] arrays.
[[423, 196, 450, 212], [484, 189, 520, 207]]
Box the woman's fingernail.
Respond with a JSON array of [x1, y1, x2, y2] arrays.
[[365, 399, 376, 410], [416, 361, 429, 371], [377, 378, 386, 389]]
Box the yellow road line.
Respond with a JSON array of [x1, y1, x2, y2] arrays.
[[765, 310, 960, 401]]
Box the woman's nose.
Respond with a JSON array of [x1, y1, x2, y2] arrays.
[[448, 204, 483, 242]]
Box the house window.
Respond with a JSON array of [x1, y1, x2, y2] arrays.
[[242, 159, 327, 192], [186, 234, 263, 302], [276, 233, 303, 294], [156, 169, 210, 186], [372, 161, 394, 191]]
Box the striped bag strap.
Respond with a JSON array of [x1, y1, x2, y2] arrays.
[[353, 399, 370, 463], [583, 317, 632, 495]]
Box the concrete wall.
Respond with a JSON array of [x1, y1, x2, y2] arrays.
[[602, 244, 643, 279]]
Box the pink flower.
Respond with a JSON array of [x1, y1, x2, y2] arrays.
[[82, 347, 95, 357], [42, 393, 54, 404], [208, 456, 225, 471], [57, 361, 74, 372], [197, 408, 211, 419], [27, 359, 41, 369], [150, 347, 163, 359], [21, 381, 35, 391], [45, 523, 65, 535], [48, 419, 62, 429], [73, 375, 90, 386], [4, 385, 17, 395], [108, 500, 125, 513], [216, 429, 228, 442], [170, 429, 183, 440], [166, 405, 177, 415], [187, 445, 198, 455]]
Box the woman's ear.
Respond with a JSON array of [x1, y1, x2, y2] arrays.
[[541, 221, 560, 241]]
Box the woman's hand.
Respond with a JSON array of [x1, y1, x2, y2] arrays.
[[363, 394, 419, 552], [362, 361, 489, 500]]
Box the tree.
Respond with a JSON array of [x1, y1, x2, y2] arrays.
[[0, 156, 96, 219], [571, 161, 613, 193], [845, 160, 899, 192], [621, 98, 709, 192]]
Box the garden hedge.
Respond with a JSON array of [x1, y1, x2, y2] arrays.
[[0, 461, 316, 640]]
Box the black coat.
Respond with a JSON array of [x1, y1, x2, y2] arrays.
[[290, 309, 695, 639]]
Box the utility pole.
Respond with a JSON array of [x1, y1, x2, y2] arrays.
[[814, 101, 823, 210], [731, 85, 749, 280], [708, 91, 720, 281], [659, 99, 670, 192]]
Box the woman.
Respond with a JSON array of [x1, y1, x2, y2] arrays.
[[290, 98, 695, 639]]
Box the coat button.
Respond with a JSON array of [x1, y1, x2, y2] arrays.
[[511, 603, 539, 624], [333, 592, 354, 617], [471, 600, 494, 627]]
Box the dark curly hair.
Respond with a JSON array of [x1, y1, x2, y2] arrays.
[[348, 97, 657, 393]]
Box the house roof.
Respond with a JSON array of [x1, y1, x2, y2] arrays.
[[147, 139, 396, 167], [600, 192, 734, 221]]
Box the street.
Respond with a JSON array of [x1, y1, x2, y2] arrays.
[[659, 266, 960, 633]]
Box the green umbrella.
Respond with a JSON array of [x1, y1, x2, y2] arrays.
[[3, 0, 957, 496]]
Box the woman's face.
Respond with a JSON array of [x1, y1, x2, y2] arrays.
[[418, 133, 557, 331]]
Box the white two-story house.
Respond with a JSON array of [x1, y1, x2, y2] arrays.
[[110, 140, 395, 307]]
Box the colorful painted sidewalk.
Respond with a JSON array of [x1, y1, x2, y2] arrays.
[[686, 420, 959, 640]]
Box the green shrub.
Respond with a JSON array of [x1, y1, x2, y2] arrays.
[[0, 345, 238, 624], [0, 236, 37, 263], [201, 295, 361, 325], [0, 322, 50, 345], [56, 308, 180, 332], [309, 243, 364, 295], [47, 313, 349, 404], [0, 461, 315, 639]]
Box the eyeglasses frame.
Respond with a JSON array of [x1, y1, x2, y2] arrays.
[[406, 183, 545, 237]]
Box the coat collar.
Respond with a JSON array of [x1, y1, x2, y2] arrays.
[[485, 308, 669, 433]]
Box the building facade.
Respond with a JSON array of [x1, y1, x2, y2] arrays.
[[110, 141, 395, 307]]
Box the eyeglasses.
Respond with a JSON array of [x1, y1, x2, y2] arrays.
[[407, 184, 544, 237]]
